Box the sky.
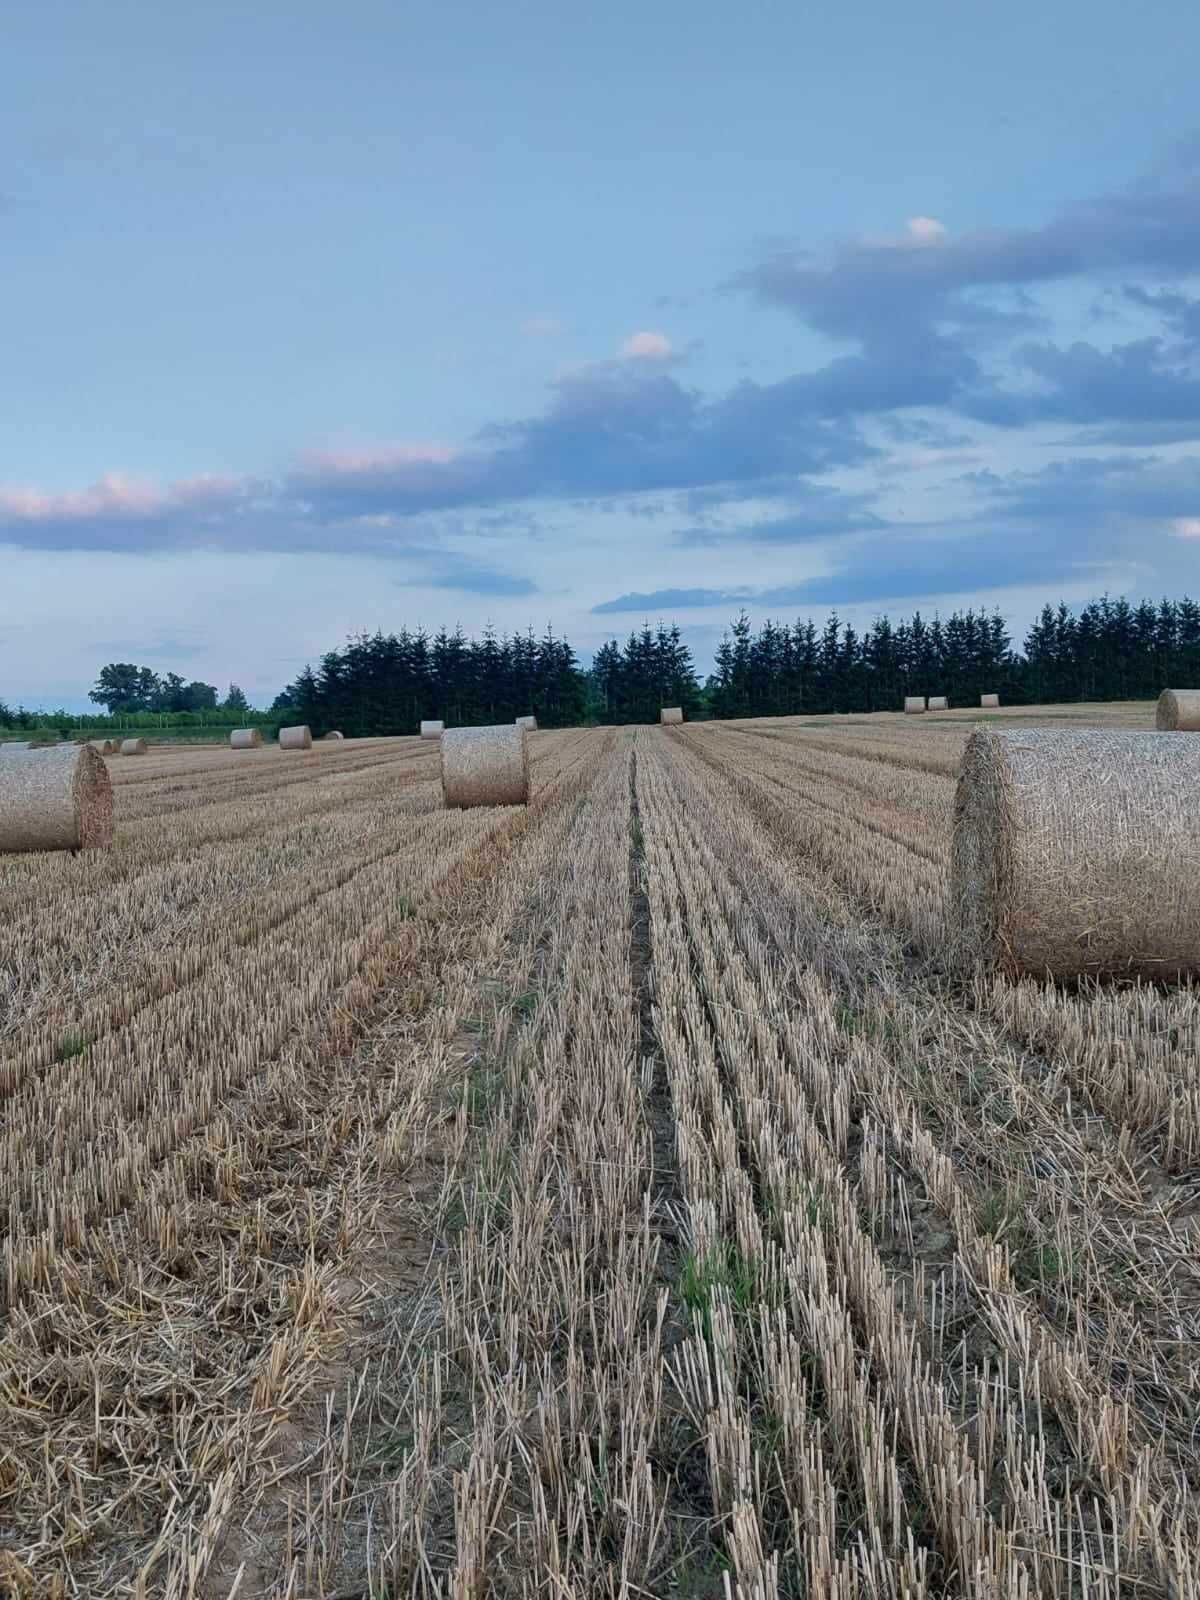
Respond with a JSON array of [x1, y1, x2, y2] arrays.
[[3, 0, 1200, 709]]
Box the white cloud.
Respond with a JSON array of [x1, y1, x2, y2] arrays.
[[619, 330, 673, 361], [906, 216, 947, 243], [1170, 516, 1200, 539]]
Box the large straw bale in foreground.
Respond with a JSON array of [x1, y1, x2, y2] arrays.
[[515, 715, 537, 731], [420, 720, 444, 739], [928, 695, 950, 711], [952, 728, 1200, 979], [980, 693, 1000, 708], [230, 728, 263, 750], [278, 725, 313, 751], [441, 725, 529, 808], [1156, 689, 1200, 731], [120, 738, 148, 755], [904, 696, 926, 714], [660, 707, 683, 725], [0, 744, 114, 853]]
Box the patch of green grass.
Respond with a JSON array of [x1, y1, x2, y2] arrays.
[[394, 895, 416, 920], [511, 989, 539, 1021], [678, 1241, 761, 1330], [631, 817, 644, 854], [465, 1063, 506, 1120], [56, 1031, 87, 1062]]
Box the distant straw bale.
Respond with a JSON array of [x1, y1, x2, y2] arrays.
[[952, 728, 1200, 979], [420, 720, 444, 739], [0, 744, 114, 853], [928, 695, 950, 711], [904, 696, 926, 714], [660, 707, 683, 725], [1156, 689, 1200, 731], [980, 693, 1000, 708], [323, 730, 345, 740], [442, 724, 529, 808], [515, 715, 537, 731], [278, 725, 313, 751], [230, 728, 263, 750], [120, 738, 148, 755]]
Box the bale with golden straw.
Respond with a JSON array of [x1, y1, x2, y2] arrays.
[[120, 738, 148, 755], [903, 696, 926, 714], [1156, 689, 1200, 731], [952, 728, 1200, 979], [980, 693, 1000, 708], [515, 715, 537, 731], [0, 744, 114, 854], [420, 720, 444, 739], [441, 724, 529, 808], [660, 707, 683, 725], [278, 725, 313, 751], [230, 728, 263, 750]]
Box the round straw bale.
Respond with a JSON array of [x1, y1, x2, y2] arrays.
[[928, 695, 950, 711], [1, 741, 33, 752], [441, 724, 529, 808], [104, 739, 119, 755], [120, 738, 148, 755], [420, 720, 444, 739], [951, 728, 1200, 980], [230, 728, 263, 750], [1156, 689, 1200, 731], [278, 725, 313, 751], [0, 743, 114, 853], [323, 730, 345, 740], [980, 693, 1000, 708], [904, 696, 926, 714], [660, 707, 683, 725], [515, 715, 537, 732]]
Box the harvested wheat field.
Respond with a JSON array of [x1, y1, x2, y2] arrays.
[[2, 702, 1199, 1599]]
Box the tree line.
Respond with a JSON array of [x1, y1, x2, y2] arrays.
[[4, 593, 1198, 734], [275, 627, 587, 736]]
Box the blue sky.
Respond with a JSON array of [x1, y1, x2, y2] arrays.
[[3, 0, 1199, 708]]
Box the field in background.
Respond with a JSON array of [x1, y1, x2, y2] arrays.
[[1, 701, 1197, 1598]]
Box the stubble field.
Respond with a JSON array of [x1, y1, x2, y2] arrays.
[[2, 703, 1198, 1600]]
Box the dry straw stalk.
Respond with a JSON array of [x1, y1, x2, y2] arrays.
[[120, 738, 148, 755], [441, 724, 529, 808], [420, 720, 444, 739], [952, 727, 1200, 978], [980, 693, 1000, 708], [1156, 688, 1200, 731], [904, 696, 926, 714], [515, 714, 537, 731], [660, 707, 683, 725], [0, 743, 114, 853], [230, 728, 263, 750], [278, 725, 313, 751]]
